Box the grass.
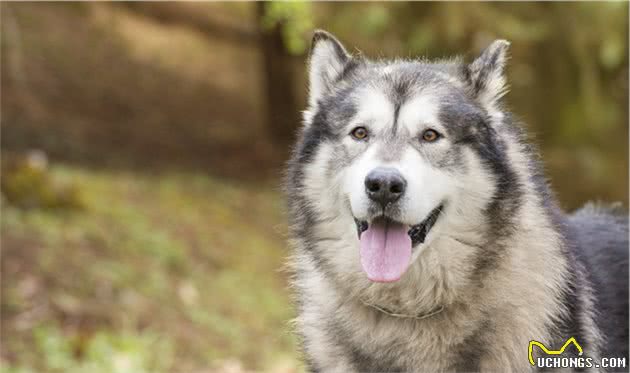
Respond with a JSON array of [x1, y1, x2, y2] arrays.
[[1, 164, 301, 372]]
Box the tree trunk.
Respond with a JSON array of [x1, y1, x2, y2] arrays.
[[256, 2, 301, 148]]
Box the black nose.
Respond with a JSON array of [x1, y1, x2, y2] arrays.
[[364, 167, 406, 207]]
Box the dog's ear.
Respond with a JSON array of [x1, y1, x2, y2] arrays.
[[308, 30, 351, 108], [464, 40, 510, 108]]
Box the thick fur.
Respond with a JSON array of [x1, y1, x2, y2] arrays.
[[286, 30, 629, 372]]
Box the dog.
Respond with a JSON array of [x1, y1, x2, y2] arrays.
[[285, 30, 628, 372]]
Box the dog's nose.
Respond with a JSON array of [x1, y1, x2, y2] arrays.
[[364, 167, 406, 207]]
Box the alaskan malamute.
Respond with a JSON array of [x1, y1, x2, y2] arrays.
[[286, 30, 628, 372]]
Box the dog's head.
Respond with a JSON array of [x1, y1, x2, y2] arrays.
[[292, 30, 519, 285]]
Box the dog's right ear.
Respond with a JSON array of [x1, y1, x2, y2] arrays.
[[308, 30, 351, 108]]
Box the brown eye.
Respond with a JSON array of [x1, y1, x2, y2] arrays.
[[421, 129, 440, 142], [351, 127, 369, 140]]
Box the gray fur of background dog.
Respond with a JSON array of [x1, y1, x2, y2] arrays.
[[285, 30, 629, 372]]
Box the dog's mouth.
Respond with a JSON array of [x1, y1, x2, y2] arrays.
[[354, 204, 444, 247], [353, 204, 444, 283]]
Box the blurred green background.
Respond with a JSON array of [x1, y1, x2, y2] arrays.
[[1, 2, 628, 372]]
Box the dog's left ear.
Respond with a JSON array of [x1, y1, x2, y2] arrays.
[[464, 40, 511, 108], [308, 30, 352, 108]]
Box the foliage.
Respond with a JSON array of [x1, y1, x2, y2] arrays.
[[262, 2, 314, 55], [4, 325, 173, 373], [2, 152, 84, 210]]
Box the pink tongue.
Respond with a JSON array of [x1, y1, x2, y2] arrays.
[[359, 220, 412, 282]]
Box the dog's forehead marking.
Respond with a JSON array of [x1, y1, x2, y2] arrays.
[[398, 93, 441, 134], [352, 88, 395, 132]]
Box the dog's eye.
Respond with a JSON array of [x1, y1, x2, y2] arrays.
[[421, 129, 440, 142], [350, 127, 369, 140]]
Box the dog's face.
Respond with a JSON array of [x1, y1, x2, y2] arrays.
[[297, 31, 514, 284]]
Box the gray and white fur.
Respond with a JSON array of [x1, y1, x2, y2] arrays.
[[285, 30, 628, 372]]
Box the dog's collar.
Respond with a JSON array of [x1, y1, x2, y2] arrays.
[[360, 298, 444, 320]]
